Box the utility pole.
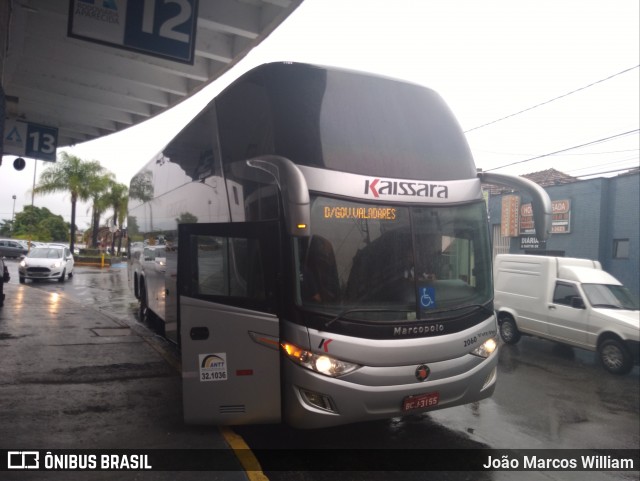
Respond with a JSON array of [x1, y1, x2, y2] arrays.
[[11, 195, 17, 231]]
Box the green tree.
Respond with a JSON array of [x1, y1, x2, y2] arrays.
[[39, 216, 69, 241], [105, 182, 129, 255], [11, 206, 70, 242], [0, 219, 12, 237], [126, 215, 140, 242], [33, 151, 107, 254], [129, 169, 154, 202], [88, 173, 116, 248], [176, 212, 198, 225], [129, 169, 154, 230]]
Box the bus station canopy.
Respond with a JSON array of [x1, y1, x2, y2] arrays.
[[1, 0, 302, 151]]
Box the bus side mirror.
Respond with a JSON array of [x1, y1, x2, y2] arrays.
[[246, 156, 311, 237]]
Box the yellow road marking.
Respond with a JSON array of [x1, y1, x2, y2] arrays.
[[137, 329, 267, 480], [220, 426, 270, 481]]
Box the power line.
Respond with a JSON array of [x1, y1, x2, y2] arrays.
[[484, 129, 640, 172], [574, 166, 639, 178], [546, 148, 639, 156], [464, 65, 640, 133], [565, 156, 639, 175]]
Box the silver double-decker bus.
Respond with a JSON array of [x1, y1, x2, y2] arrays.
[[128, 62, 551, 428]]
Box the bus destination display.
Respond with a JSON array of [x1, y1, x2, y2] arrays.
[[323, 206, 397, 220]]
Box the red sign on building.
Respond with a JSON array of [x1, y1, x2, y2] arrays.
[[501, 195, 520, 237]]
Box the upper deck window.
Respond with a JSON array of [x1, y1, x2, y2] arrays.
[[217, 63, 476, 181]]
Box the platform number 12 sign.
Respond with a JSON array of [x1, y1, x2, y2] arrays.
[[68, 0, 198, 64]]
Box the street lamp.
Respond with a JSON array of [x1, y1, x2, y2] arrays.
[[11, 195, 17, 231]]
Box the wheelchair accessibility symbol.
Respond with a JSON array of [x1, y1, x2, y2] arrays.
[[419, 287, 436, 309]]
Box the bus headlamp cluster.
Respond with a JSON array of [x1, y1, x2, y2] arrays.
[[470, 337, 498, 358], [281, 342, 360, 377]]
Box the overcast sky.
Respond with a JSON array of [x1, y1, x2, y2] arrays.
[[1, 0, 638, 228]]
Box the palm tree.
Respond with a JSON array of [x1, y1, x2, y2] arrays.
[[33, 151, 107, 254], [105, 182, 129, 255], [88, 174, 116, 248]]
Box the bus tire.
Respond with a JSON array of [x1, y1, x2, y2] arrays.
[[139, 281, 149, 323]]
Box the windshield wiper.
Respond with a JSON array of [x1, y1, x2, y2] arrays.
[[325, 308, 414, 328], [322, 303, 494, 328]]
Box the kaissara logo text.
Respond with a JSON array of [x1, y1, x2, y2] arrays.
[[364, 178, 449, 199]]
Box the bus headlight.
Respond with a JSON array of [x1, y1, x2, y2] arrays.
[[471, 337, 498, 358], [281, 342, 360, 377]]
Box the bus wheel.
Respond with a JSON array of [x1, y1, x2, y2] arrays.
[[499, 316, 521, 344], [599, 339, 633, 375], [139, 285, 149, 323]]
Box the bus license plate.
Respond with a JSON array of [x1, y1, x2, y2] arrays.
[[402, 392, 439, 411]]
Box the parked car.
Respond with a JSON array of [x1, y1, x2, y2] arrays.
[[18, 245, 74, 283], [0, 239, 28, 258], [494, 254, 640, 375]]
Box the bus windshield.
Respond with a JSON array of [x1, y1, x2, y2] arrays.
[[295, 196, 492, 322]]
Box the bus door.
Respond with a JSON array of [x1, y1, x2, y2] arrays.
[[178, 222, 282, 425]]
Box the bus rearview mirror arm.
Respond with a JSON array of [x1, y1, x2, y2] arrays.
[[478, 172, 553, 242], [246, 156, 311, 237]]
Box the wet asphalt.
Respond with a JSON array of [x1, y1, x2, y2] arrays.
[[0, 261, 248, 481], [0, 260, 638, 481]]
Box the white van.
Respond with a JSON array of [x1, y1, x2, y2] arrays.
[[493, 254, 639, 375]]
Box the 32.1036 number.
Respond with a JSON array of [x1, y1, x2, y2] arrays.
[[201, 371, 227, 381]]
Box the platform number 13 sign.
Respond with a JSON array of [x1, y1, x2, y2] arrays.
[[3, 120, 58, 162]]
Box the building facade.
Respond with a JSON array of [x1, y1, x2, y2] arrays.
[[486, 170, 639, 299]]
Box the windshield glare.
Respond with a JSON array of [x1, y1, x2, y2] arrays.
[[582, 284, 639, 310], [295, 197, 492, 321], [29, 248, 63, 259]]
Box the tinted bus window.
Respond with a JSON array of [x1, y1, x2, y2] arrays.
[[216, 63, 476, 181]]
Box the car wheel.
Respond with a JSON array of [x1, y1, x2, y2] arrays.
[[499, 316, 521, 344], [68, 271, 73, 278], [599, 339, 633, 375], [19, 276, 25, 284], [58, 269, 66, 283]]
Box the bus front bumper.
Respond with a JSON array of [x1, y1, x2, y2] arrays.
[[282, 349, 498, 429]]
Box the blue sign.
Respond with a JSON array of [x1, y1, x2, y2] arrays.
[[68, 0, 199, 64], [3, 120, 58, 162], [25, 124, 58, 161], [418, 286, 436, 310]]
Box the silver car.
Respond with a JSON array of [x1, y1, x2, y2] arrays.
[[19, 246, 74, 283]]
